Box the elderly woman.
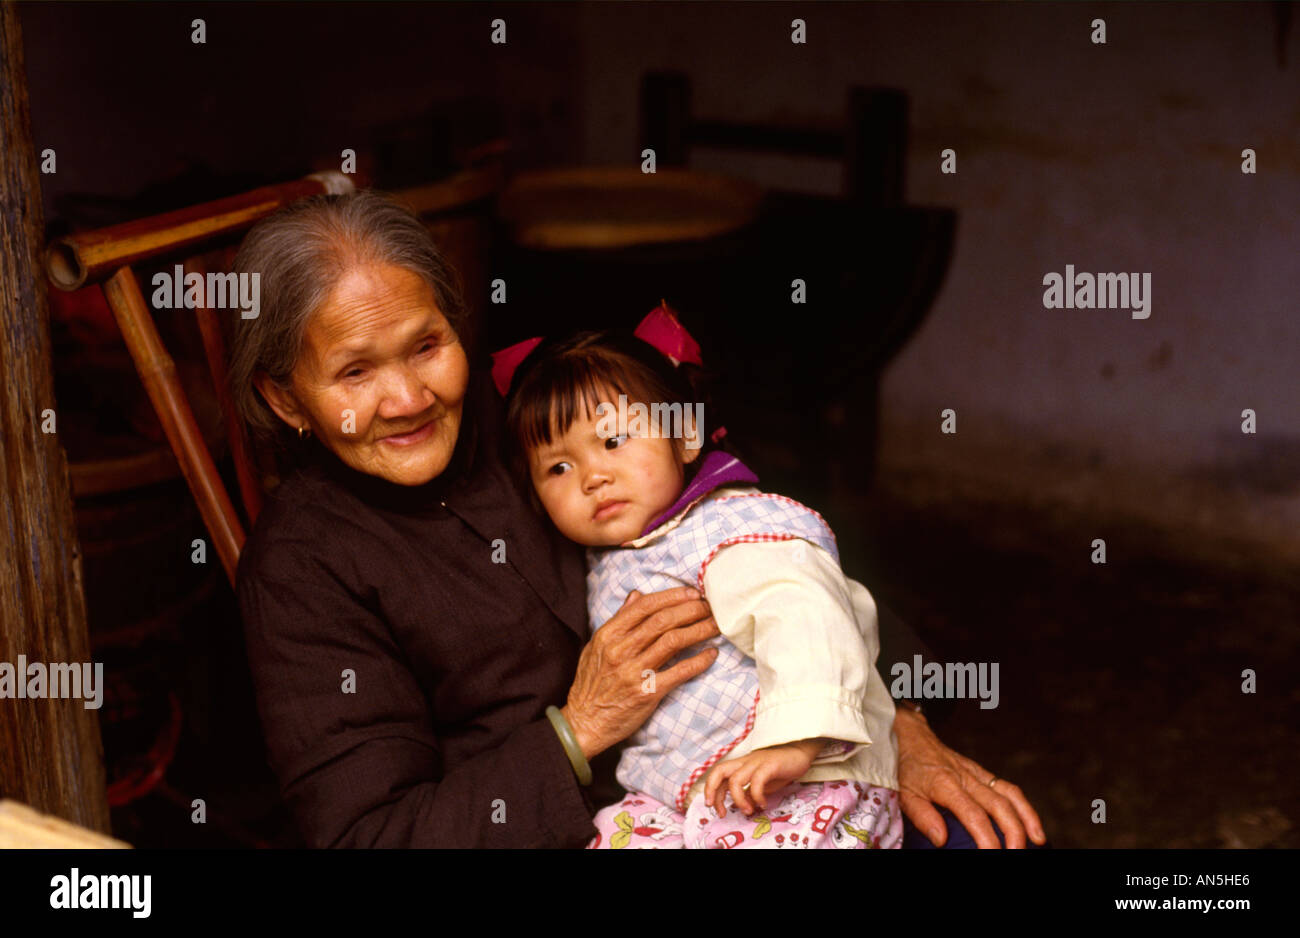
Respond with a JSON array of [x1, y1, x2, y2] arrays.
[[229, 190, 1045, 849]]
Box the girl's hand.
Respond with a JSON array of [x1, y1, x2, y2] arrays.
[[561, 588, 720, 760], [704, 739, 824, 817]]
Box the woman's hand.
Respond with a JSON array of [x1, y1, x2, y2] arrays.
[[561, 587, 719, 760], [894, 706, 1047, 849], [704, 738, 823, 817]]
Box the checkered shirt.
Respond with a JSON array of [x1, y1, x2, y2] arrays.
[[586, 489, 839, 812]]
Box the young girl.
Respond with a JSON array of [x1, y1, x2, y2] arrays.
[[494, 303, 901, 849]]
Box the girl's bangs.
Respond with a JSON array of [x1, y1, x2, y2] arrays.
[[518, 352, 659, 450]]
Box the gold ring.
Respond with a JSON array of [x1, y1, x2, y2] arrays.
[[741, 783, 751, 791], [987, 776, 999, 788]]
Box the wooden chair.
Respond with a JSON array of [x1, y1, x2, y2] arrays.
[[641, 70, 907, 208], [44, 172, 354, 587], [44, 165, 504, 588]]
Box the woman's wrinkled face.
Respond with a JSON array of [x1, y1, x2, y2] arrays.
[[259, 262, 470, 486]]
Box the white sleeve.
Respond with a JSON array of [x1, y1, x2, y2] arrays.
[[701, 538, 878, 762]]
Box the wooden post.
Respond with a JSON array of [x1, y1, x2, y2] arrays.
[[188, 257, 264, 528], [0, 1, 111, 832]]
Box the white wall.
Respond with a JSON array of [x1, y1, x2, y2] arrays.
[[572, 2, 1300, 557]]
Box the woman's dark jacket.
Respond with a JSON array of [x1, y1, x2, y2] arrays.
[[236, 370, 936, 848], [238, 369, 601, 847]]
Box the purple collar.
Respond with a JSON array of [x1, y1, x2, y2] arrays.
[[639, 450, 760, 538]]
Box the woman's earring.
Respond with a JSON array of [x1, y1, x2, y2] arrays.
[[298, 425, 308, 440]]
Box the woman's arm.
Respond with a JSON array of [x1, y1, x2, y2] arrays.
[[560, 588, 722, 759], [239, 561, 596, 848], [241, 551, 720, 848], [873, 597, 955, 727], [859, 587, 1048, 846], [894, 705, 1047, 848]]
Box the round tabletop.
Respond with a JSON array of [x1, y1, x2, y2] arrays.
[[497, 166, 764, 251]]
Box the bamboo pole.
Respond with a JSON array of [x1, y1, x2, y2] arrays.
[[0, 0, 111, 833], [186, 257, 264, 526], [393, 162, 504, 217], [102, 267, 245, 585], [46, 171, 353, 291]]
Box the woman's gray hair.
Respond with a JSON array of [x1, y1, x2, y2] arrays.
[[227, 189, 468, 440]]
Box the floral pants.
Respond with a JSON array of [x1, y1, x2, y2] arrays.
[[588, 780, 902, 849]]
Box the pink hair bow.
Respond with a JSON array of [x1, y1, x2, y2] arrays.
[[490, 336, 543, 397], [634, 299, 703, 367], [490, 299, 705, 396]]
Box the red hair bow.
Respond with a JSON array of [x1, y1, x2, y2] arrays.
[[489, 336, 543, 397], [634, 299, 703, 368], [490, 300, 702, 397]]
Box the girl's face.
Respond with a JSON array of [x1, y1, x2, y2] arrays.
[[527, 389, 700, 547]]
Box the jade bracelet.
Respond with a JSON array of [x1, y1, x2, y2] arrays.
[[545, 706, 593, 786]]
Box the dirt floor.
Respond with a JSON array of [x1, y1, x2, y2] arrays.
[[838, 481, 1299, 849]]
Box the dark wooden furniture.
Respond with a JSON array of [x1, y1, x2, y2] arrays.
[[639, 70, 957, 490], [45, 173, 356, 585]]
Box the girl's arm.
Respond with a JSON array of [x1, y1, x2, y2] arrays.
[[699, 538, 883, 758], [699, 537, 889, 814], [704, 737, 827, 816]]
